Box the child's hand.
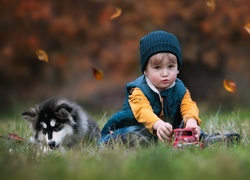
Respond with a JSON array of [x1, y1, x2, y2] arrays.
[[153, 120, 173, 142], [185, 119, 201, 140]]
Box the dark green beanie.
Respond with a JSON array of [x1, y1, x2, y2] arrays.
[[139, 30, 182, 73]]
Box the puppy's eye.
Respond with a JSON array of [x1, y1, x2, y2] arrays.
[[54, 123, 63, 132], [42, 128, 47, 135], [40, 123, 47, 135]]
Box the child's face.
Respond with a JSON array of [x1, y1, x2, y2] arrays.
[[144, 53, 179, 91]]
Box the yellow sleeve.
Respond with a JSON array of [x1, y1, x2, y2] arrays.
[[181, 89, 202, 125], [128, 87, 160, 134]]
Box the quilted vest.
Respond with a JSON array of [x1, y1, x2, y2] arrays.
[[101, 75, 186, 135]]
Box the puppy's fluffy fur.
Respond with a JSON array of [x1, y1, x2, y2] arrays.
[[22, 98, 100, 150]]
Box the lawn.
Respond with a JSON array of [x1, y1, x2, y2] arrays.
[[0, 107, 250, 180]]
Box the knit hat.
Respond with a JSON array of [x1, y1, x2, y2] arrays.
[[139, 30, 182, 73]]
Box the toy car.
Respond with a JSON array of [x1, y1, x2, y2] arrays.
[[173, 128, 203, 149]]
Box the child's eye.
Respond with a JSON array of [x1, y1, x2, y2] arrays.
[[169, 64, 175, 68], [154, 66, 161, 69]]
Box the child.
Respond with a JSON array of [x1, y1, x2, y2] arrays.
[[98, 30, 202, 146]]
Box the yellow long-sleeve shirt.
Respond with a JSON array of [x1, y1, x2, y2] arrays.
[[128, 87, 201, 134]]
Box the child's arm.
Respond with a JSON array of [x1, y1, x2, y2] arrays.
[[181, 89, 202, 139], [129, 88, 173, 141], [180, 89, 201, 125], [128, 87, 160, 134]]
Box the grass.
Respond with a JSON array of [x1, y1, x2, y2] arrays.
[[1, 108, 250, 180]]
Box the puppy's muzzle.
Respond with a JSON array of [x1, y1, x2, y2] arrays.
[[48, 141, 59, 149]]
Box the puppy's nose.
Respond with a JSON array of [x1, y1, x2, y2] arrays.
[[48, 141, 56, 149]]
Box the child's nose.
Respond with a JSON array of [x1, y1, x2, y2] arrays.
[[162, 69, 169, 76]]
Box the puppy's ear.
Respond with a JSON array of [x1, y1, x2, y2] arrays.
[[22, 108, 38, 123], [56, 104, 76, 125], [56, 108, 70, 119], [56, 102, 73, 113]]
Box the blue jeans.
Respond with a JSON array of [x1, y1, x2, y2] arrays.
[[98, 125, 206, 145], [97, 125, 157, 145]]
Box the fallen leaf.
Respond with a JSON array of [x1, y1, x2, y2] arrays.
[[243, 23, 250, 34], [223, 79, 236, 93], [92, 67, 104, 80], [35, 49, 49, 63], [0, 133, 26, 142], [206, 0, 215, 11], [8, 133, 26, 141], [110, 7, 122, 19]]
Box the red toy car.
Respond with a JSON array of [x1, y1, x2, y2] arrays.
[[173, 128, 203, 149]]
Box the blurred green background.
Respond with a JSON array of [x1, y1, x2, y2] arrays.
[[0, 0, 249, 114]]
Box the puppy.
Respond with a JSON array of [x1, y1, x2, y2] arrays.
[[22, 98, 100, 150]]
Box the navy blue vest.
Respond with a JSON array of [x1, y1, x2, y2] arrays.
[[101, 75, 186, 135]]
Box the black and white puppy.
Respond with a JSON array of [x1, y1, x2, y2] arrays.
[[22, 98, 100, 150]]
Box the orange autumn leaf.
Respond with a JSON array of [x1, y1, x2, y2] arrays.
[[110, 7, 122, 19], [206, 0, 215, 11], [243, 23, 250, 34], [0, 133, 26, 142], [92, 67, 104, 81], [223, 79, 236, 93], [35, 49, 49, 63], [8, 133, 26, 141]]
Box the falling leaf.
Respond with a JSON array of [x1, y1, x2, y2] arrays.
[[110, 7, 122, 19], [206, 0, 215, 11], [223, 79, 236, 93], [243, 23, 250, 34], [92, 67, 104, 80], [35, 49, 49, 63]]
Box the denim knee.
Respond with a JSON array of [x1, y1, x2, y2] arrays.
[[98, 125, 153, 144]]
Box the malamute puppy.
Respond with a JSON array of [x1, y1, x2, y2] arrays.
[[22, 98, 100, 150]]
